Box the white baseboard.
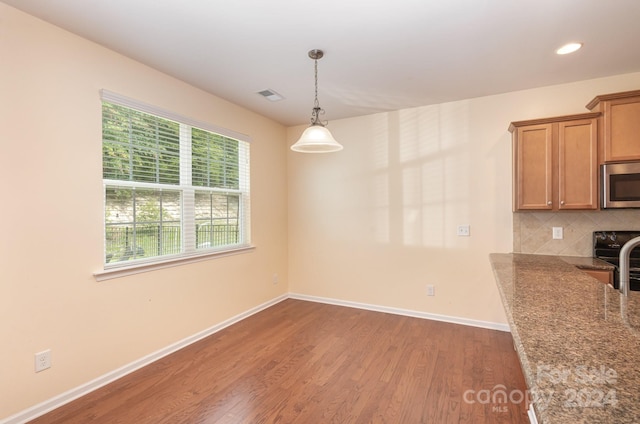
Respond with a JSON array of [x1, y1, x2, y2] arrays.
[[288, 293, 510, 332], [0, 294, 288, 424], [3, 292, 508, 424]]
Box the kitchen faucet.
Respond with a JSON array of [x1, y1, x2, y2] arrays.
[[619, 235, 640, 296]]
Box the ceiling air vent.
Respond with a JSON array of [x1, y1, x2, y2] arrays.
[[257, 89, 284, 102]]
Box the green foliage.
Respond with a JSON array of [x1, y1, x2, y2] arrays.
[[192, 128, 239, 189], [102, 103, 180, 184], [103, 103, 240, 190]]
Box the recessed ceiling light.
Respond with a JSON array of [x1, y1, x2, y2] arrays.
[[556, 42, 583, 55]]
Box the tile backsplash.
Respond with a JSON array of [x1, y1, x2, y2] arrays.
[[513, 210, 640, 257]]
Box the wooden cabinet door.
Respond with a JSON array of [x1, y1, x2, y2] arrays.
[[514, 124, 553, 210], [604, 96, 640, 162], [558, 118, 598, 210], [587, 90, 640, 163]]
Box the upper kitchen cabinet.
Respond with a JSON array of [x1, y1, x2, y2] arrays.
[[509, 113, 600, 211], [586, 90, 640, 163]]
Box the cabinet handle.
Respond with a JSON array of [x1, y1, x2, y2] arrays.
[[560, 200, 565, 205], [547, 201, 552, 206]]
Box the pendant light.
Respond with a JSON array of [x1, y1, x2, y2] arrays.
[[291, 49, 343, 153]]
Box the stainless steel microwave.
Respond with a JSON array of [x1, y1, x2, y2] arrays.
[[602, 162, 640, 208]]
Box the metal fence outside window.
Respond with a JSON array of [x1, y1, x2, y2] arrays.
[[105, 223, 239, 263]]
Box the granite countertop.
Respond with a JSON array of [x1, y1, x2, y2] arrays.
[[490, 253, 640, 424]]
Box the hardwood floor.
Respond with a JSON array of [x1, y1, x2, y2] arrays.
[[29, 299, 529, 423]]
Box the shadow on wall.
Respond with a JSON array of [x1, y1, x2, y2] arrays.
[[368, 101, 471, 248]]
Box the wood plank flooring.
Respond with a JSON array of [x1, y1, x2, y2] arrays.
[[28, 299, 529, 423]]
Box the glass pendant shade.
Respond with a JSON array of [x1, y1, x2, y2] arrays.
[[291, 124, 343, 153]]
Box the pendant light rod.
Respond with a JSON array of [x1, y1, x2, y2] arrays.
[[309, 49, 325, 126]]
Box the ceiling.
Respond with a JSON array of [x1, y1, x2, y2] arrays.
[[4, 0, 640, 126]]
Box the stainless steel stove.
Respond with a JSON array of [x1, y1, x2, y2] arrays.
[[593, 231, 640, 291]]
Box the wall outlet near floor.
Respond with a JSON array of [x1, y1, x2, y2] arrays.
[[457, 225, 470, 237], [35, 349, 51, 373], [426, 285, 435, 296], [552, 227, 564, 240], [272, 273, 279, 285]]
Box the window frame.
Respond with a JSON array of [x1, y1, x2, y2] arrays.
[[95, 90, 253, 281]]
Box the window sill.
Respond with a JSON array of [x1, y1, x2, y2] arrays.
[[93, 245, 255, 282]]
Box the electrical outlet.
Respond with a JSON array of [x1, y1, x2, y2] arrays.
[[457, 225, 470, 237], [35, 349, 51, 373], [552, 227, 563, 240], [426, 285, 435, 296], [272, 273, 279, 285]]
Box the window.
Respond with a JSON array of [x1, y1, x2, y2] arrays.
[[101, 90, 250, 269]]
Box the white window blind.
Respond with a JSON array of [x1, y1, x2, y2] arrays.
[[101, 90, 251, 269]]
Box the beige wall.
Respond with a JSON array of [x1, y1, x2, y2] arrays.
[[0, 4, 288, 419], [287, 73, 640, 324]]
